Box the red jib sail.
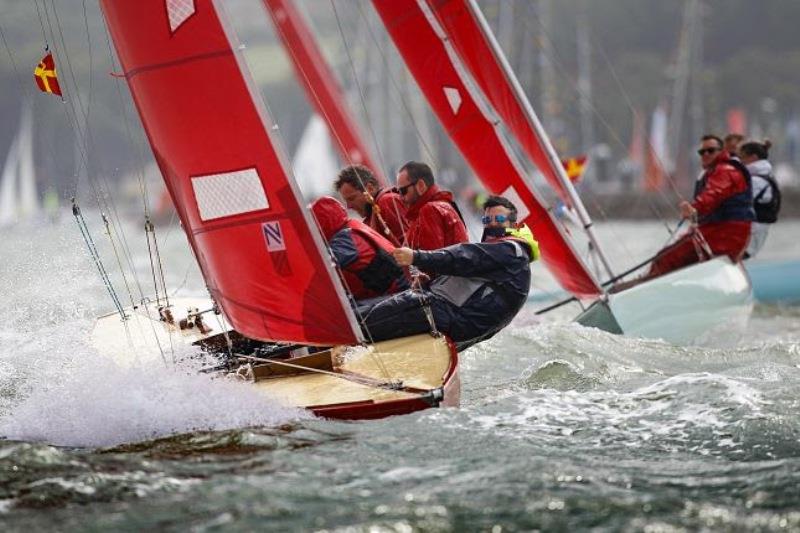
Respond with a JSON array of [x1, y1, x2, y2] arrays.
[[372, 0, 602, 297], [262, 0, 385, 184], [427, 0, 571, 205], [100, 0, 363, 345]]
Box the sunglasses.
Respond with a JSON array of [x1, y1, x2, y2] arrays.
[[481, 214, 511, 225], [397, 180, 418, 195], [697, 147, 720, 156]]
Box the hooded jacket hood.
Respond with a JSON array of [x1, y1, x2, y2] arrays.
[[310, 196, 349, 240], [746, 159, 773, 177], [406, 185, 455, 220]]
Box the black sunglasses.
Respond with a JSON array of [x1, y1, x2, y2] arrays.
[[397, 180, 418, 195], [697, 147, 720, 156]]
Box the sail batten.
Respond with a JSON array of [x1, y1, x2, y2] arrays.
[[100, 0, 364, 345], [373, 0, 602, 297]]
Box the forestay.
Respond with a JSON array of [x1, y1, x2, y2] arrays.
[[372, 0, 602, 298], [99, 0, 363, 345]]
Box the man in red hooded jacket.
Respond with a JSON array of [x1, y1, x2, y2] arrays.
[[396, 161, 469, 250], [647, 134, 754, 278], [310, 196, 410, 301]]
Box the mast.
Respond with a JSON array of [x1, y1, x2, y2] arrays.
[[262, 0, 386, 183], [576, 0, 595, 180], [456, 0, 615, 280]]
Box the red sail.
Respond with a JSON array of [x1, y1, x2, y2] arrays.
[[99, 0, 363, 345], [427, 0, 571, 204], [262, 0, 385, 184], [372, 0, 601, 297]]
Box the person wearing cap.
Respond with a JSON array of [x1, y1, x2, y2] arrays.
[[356, 195, 539, 351]]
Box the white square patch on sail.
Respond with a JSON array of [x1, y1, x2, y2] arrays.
[[167, 0, 196, 33], [192, 168, 269, 221], [500, 185, 530, 222]]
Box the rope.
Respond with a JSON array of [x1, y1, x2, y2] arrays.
[[534, 219, 688, 315], [101, 212, 136, 309], [144, 216, 170, 308], [72, 199, 126, 319], [232, 353, 424, 394]]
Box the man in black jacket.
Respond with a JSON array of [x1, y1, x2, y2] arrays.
[[356, 196, 539, 351]]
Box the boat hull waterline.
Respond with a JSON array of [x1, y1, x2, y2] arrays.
[[576, 257, 753, 344], [91, 297, 460, 421]]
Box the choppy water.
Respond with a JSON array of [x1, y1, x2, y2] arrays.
[[1, 213, 799, 531]]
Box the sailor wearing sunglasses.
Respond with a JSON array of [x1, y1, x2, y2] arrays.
[[646, 134, 754, 279], [356, 196, 539, 351]]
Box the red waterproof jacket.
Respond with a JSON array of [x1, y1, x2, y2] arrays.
[[365, 188, 407, 246], [311, 197, 409, 299], [693, 150, 754, 222], [404, 185, 469, 250]]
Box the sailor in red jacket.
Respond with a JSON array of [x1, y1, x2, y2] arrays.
[[648, 134, 754, 278], [311, 196, 410, 300], [334, 164, 407, 246], [396, 161, 469, 250]]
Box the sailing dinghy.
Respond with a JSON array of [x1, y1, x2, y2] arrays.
[[374, 0, 751, 344], [94, 0, 458, 420]]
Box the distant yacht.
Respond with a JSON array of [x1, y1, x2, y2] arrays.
[[0, 102, 39, 226]]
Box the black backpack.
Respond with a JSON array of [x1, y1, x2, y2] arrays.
[[752, 173, 781, 224]]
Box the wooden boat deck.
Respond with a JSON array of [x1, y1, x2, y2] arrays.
[[92, 298, 459, 419]]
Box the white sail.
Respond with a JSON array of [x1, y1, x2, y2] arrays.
[[0, 102, 39, 225], [291, 114, 338, 199], [0, 133, 20, 225], [18, 103, 39, 217]]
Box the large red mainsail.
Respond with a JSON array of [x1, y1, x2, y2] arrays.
[[100, 0, 363, 345], [262, 0, 385, 184], [372, 0, 602, 297]]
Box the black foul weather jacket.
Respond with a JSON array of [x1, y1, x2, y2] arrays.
[[357, 238, 533, 351]]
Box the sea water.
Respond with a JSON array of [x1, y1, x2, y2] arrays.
[[1, 213, 799, 531]]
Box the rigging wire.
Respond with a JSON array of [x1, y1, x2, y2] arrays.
[[266, 0, 406, 244], [512, 6, 685, 268], [72, 200, 126, 318], [327, 0, 411, 243], [49, 0, 150, 296], [38, 1, 175, 363]]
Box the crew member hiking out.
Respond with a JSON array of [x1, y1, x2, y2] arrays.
[[646, 134, 754, 279], [356, 196, 539, 351], [334, 164, 407, 246], [396, 161, 469, 250], [311, 196, 410, 301]]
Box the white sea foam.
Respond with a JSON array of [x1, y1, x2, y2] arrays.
[[0, 350, 309, 448]]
